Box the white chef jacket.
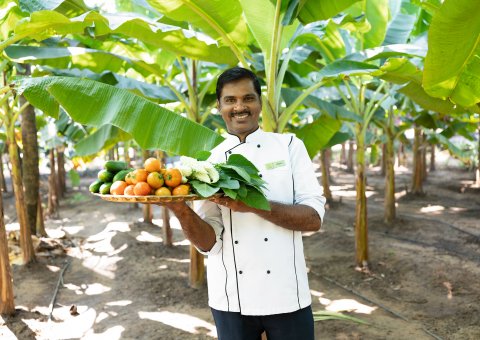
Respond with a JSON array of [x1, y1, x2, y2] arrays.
[[195, 128, 325, 315]]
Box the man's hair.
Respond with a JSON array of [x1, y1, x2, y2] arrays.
[[216, 67, 261, 101]]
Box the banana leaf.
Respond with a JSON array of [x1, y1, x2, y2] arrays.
[[423, 0, 480, 107], [18, 76, 224, 157], [3, 10, 237, 64], [147, 0, 247, 64]]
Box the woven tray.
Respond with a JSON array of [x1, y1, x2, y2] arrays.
[[93, 193, 221, 203]]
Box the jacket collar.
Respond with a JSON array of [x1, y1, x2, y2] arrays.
[[225, 127, 263, 144]]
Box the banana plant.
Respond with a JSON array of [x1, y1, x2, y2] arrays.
[[423, 0, 480, 108]]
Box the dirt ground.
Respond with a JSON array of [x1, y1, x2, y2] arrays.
[[1, 157, 479, 340]]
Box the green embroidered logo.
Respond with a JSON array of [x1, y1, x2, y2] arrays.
[[265, 160, 286, 170]]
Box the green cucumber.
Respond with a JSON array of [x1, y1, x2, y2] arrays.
[[89, 179, 103, 193], [98, 169, 115, 182], [104, 160, 128, 173], [112, 168, 134, 182], [99, 182, 113, 195]]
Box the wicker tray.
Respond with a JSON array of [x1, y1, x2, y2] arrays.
[[93, 193, 221, 203]]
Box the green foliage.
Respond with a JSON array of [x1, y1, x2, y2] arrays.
[[190, 154, 270, 211]]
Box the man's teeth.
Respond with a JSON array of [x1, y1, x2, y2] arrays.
[[233, 112, 249, 118]]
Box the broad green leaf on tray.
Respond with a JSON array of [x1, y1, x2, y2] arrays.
[[222, 188, 237, 200], [239, 186, 270, 211], [189, 180, 220, 197], [217, 178, 240, 190], [226, 154, 259, 174], [218, 164, 251, 182]]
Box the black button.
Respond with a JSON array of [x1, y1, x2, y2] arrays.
[[239, 270, 243, 274], [259, 174, 262, 178], [257, 144, 261, 148], [228, 151, 232, 154], [234, 240, 238, 244], [264, 238, 268, 242], [267, 270, 271, 274]]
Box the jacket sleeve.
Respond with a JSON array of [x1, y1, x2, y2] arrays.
[[193, 199, 224, 255], [289, 136, 326, 223]]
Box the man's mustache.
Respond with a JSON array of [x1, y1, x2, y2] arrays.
[[230, 110, 251, 117]]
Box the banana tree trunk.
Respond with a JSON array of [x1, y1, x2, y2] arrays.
[[37, 192, 47, 237], [380, 143, 386, 177], [354, 126, 368, 269], [477, 126, 480, 186], [47, 149, 59, 217], [320, 149, 332, 202], [124, 141, 131, 165], [21, 99, 40, 235], [347, 140, 355, 173], [162, 207, 172, 247], [422, 135, 427, 181], [429, 144, 436, 172], [189, 244, 205, 289], [411, 127, 424, 195], [0, 153, 7, 192], [56, 146, 66, 197], [397, 143, 407, 167], [384, 131, 396, 224], [0, 190, 15, 315], [7, 129, 35, 264], [340, 143, 347, 164]]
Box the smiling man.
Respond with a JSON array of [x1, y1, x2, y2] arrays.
[[165, 67, 326, 340]]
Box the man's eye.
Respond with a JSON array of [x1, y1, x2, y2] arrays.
[[225, 98, 235, 103], [245, 96, 255, 102]]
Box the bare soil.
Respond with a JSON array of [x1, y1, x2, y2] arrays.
[[1, 161, 479, 340]]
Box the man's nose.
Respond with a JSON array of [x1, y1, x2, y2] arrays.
[[234, 101, 247, 110]]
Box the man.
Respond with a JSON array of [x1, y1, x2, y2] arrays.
[[165, 67, 325, 339]]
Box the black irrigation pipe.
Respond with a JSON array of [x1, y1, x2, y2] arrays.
[[311, 271, 444, 340], [48, 259, 72, 321]]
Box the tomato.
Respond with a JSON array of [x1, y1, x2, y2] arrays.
[[172, 184, 190, 196], [133, 181, 152, 196], [110, 181, 128, 195], [164, 168, 182, 187], [144, 157, 161, 173], [147, 172, 164, 189], [131, 169, 148, 185], [155, 187, 171, 196]]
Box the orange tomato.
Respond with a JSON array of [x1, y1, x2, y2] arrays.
[[125, 172, 134, 185], [172, 184, 190, 196], [144, 157, 161, 173], [133, 181, 152, 196], [110, 181, 128, 195], [155, 187, 171, 196], [124, 185, 135, 196], [164, 168, 182, 187], [147, 171, 164, 189], [131, 169, 148, 185]]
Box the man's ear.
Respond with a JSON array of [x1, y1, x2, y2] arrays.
[[216, 100, 220, 110]]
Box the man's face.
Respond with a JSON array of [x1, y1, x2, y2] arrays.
[[217, 78, 262, 141]]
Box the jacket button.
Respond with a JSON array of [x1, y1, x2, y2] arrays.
[[257, 144, 261, 148], [267, 270, 271, 274], [234, 240, 238, 244], [228, 151, 232, 154], [264, 238, 268, 242], [259, 173, 262, 178], [239, 270, 243, 274]]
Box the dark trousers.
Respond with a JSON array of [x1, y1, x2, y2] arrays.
[[211, 305, 314, 340]]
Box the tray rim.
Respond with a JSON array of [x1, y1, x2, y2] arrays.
[[93, 192, 221, 203]]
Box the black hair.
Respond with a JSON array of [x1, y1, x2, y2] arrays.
[[216, 67, 261, 101]]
